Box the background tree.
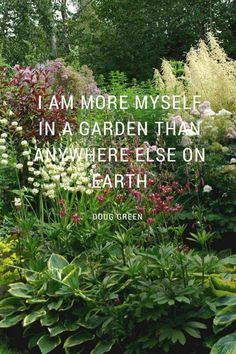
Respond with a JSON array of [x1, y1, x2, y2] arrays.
[[0, 0, 235, 79]]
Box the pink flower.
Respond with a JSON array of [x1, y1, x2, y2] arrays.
[[147, 217, 155, 225], [147, 179, 156, 187], [137, 206, 146, 214], [171, 115, 183, 126], [59, 209, 66, 218], [71, 214, 81, 224], [132, 190, 141, 201], [97, 195, 105, 204]]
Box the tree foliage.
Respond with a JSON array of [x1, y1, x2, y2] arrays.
[[0, 0, 235, 79]]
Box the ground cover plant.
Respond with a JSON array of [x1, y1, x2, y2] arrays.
[[0, 6, 236, 353]]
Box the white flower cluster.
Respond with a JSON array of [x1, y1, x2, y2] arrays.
[[26, 148, 94, 199], [0, 109, 26, 167], [0, 132, 8, 165]]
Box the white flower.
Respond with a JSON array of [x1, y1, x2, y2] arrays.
[[16, 163, 23, 170], [32, 188, 39, 195], [21, 140, 28, 146], [33, 182, 40, 187], [34, 170, 41, 176], [230, 158, 236, 164], [22, 151, 30, 157], [198, 101, 211, 113], [0, 138, 6, 144], [184, 129, 197, 137], [202, 108, 215, 117], [203, 185, 212, 193], [11, 121, 18, 127], [27, 161, 34, 167], [51, 175, 60, 182], [14, 198, 22, 207], [2, 153, 8, 159], [216, 109, 232, 117], [181, 136, 192, 147], [28, 177, 34, 183], [86, 189, 93, 195], [1, 133, 7, 138], [8, 110, 15, 116], [16, 126, 23, 132], [0, 119, 8, 126], [28, 167, 34, 172], [0, 145, 6, 151], [0, 159, 8, 165]]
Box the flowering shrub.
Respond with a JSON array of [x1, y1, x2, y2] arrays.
[[155, 33, 236, 113]]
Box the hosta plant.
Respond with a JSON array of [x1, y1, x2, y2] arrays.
[[210, 255, 236, 354], [0, 243, 220, 354]]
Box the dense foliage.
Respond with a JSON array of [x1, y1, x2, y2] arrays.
[[0, 1, 236, 352], [0, 0, 236, 79]]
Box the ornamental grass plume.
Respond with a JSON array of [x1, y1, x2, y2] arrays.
[[155, 33, 236, 113]]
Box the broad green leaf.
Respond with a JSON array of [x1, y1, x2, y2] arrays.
[[64, 332, 95, 348], [63, 268, 79, 289], [49, 322, 79, 337], [184, 327, 201, 338], [223, 256, 236, 265], [91, 341, 115, 354], [211, 333, 236, 354], [41, 312, 59, 326], [48, 299, 63, 311], [211, 277, 236, 295], [185, 321, 207, 329], [171, 330, 186, 345], [48, 254, 69, 271], [0, 313, 24, 328], [23, 310, 46, 327], [8, 283, 33, 298], [37, 335, 61, 354], [215, 296, 236, 307], [214, 305, 236, 327], [28, 333, 43, 350], [0, 297, 24, 316]]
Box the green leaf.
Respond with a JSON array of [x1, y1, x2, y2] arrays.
[[91, 341, 115, 354], [48, 254, 69, 271], [37, 335, 61, 354], [48, 299, 63, 311], [214, 305, 236, 327], [172, 330, 186, 345], [8, 283, 32, 298], [211, 333, 236, 354], [64, 332, 95, 348], [185, 321, 207, 329], [215, 296, 236, 307], [41, 312, 59, 326], [23, 310, 46, 327], [184, 327, 201, 338], [49, 322, 79, 337], [0, 313, 24, 328], [0, 297, 24, 316], [28, 333, 43, 350]]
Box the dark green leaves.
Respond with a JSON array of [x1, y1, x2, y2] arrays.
[[211, 333, 236, 354], [0, 313, 25, 328], [91, 341, 115, 354], [37, 335, 61, 354], [64, 332, 95, 348]]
